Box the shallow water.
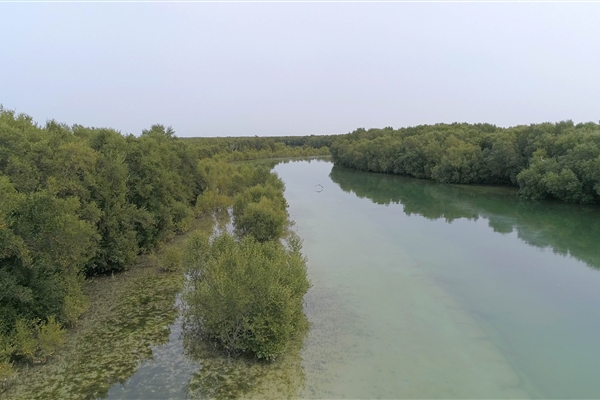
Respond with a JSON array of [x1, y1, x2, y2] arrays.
[[276, 160, 600, 399]]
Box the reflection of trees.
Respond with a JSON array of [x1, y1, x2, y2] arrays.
[[330, 166, 600, 270], [182, 315, 308, 399]]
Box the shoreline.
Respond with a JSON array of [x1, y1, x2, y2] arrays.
[[3, 217, 215, 399]]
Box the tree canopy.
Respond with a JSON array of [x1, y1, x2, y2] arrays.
[[330, 121, 600, 204]]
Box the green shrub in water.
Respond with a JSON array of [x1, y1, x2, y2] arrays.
[[234, 197, 288, 243], [232, 184, 289, 243], [4, 316, 66, 367], [195, 190, 232, 216], [60, 272, 90, 327], [36, 316, 66, 358], [158, 246, 182, 272], [184, 232, 310, 361]]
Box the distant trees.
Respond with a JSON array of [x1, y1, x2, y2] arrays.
[[182, 135, 330, 161], [330, 121, 600, 204]]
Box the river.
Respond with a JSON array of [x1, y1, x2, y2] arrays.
[[276, 159, 600, 399]]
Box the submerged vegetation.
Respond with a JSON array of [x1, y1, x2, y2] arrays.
[[330, 121, 600, 204], [0, 107, 320, 391]]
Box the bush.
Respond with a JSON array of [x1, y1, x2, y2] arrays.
[[195, 190, 232, 216], [0, 358, 13, 392], [12, 320, 37, 360], [172, 201, 195, 233], [6, 316, 66, 365], [185, 232, 310, 361], [234, 197, 288, 243], [36, 316, 66, 359], [158, 246, 182, 272], [232, 183, 289, 242], [60, 272, 89, 327]]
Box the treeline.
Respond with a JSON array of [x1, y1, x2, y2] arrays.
[[329, 165, 600, 270], [0, 108, 314, 383], [183, 161, 309, 360], [182, 134, 332, 161], [330, 121, 600, 204]]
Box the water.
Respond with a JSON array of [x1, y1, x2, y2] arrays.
[[274, 159, 600, 399]]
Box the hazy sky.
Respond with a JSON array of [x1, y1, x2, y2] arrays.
[[2, 3, 599, 137]]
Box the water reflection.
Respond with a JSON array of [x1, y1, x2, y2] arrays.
[[329, 165, 600, 270]]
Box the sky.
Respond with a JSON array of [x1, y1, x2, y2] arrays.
[[1, 2, 599, 137]]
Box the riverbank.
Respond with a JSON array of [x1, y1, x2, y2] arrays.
[[2, 217, 215, 399]]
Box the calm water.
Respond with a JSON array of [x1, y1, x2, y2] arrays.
[[275, 159, 600, 399], [102, 159, 600, 399]]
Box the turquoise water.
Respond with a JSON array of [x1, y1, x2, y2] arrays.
[[274, 159, 600, 399]]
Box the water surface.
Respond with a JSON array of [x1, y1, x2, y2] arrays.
[[274, 160, 600, 399]]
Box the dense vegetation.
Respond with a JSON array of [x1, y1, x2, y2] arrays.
[[182, 134, 331, 161], [0, 107, 318, 386], [330, 121, 600, 204], [183, 162, 309, 360]]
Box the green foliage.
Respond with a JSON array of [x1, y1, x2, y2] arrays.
[[195, 190, 232, 216], [183, 163, 308, 361], [36, 316, 66, 358], [0, 315, 65, 371], [158, 246, 182, 273], [0, 106, 321, 370], [60, 272, 89, 327], [331, 121, 600, 204], [184, 233, 310, 361], [234, 197, 288, 243], [0, 339, 14, 390], [12, 320, 37, 360], [182, 135, 331, 161]]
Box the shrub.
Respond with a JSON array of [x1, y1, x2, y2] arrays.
[[0, 358, 13, 391], [158, 246, 182, 272], [12, 320, 37, 360], [234, 197, 288, 242], [195, 190, 232, 216], [232, 184, 287, 221], [232, 183, 289, 242], [36, 316, 66, 359], [60, 272, 89, 327], [172, 201, 195, 233], [185, 232, 310, 361]]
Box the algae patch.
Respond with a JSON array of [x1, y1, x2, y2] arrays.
[[183, 315, 308, 400], [4, 268, 183, 399]]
